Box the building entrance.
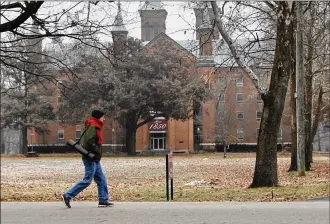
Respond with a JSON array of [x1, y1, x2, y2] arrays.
[[150, 133, 166, 150]]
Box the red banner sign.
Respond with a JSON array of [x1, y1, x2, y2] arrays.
[[149, 119, 168, 131]]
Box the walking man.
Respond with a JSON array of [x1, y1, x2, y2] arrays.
[[62, 109, 113, 208]]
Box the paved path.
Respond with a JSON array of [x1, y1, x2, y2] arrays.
[[1, 201, 329, 224]]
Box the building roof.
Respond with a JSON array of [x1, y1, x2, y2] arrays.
[[143, 37, 274, 68], [42, 29, 274, 70], [140, 1, 165, 10], [142, 32, 197, 58]]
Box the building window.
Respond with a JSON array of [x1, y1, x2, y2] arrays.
[[237, 128, 244, 141], [76, 130, 82, 140], [217, 76, 226, 87], [277, 127, 283, 140], [236, 76, 243, 87], [236, 93, 243, 103], [150, 133, 166, 150], [218, 93, 225, 103], [145, 24, 151, 41], [256, 111, 262, 120], [237, 111, 244, 120], [154, 24, 159, 38], [219, 111, 225, 120], [256, 128, 260, 138], [57, 130, 64, 140]]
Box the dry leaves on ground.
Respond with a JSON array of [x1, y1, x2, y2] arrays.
[[1, 153, 329, 202]]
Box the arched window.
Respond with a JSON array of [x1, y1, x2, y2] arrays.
[[145, 24, 151, 41], [154, 23, 159, 38]]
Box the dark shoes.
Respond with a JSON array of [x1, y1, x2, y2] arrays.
[[98, 201, 114, 208], [61, 194, 71, 208], [62, 194, 113, 208]]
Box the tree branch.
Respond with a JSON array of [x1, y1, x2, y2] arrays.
[[0, 1, 44, 33], [0, 2, 26, 10], [263, 1, 276, 11], [210, 1, 264, 93]]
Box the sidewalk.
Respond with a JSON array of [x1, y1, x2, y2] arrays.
[[1, 202, 329, 224]]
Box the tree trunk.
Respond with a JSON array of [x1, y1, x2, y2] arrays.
[[125, 113, 138, 156], [125, 126, 137, 156], [288, 70, 297, 171], [21, 125, 28, 154], [310, 86, 323, 151], [304, 2, 316, 171], [304, 74, 313, 171], [250, 2, 295, 187], [296, 1, 306, 176]]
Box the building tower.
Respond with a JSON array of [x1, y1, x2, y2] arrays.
[[28, 20, 43, 63], [138, 1, 167, 41], [194, 2, 219, 41], [52, 16, 63, 45], [111, 1, 128, 57], [196, 3, 214, 67]]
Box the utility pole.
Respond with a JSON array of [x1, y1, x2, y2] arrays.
[[296, 1, 305, 176]]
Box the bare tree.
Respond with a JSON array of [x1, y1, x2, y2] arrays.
[[211, 1, 296, 187], [288, 1, 330, 171], [296, 1, 305, 176], [303, 1, 330, 170], [0, 1, 44, 33], [1, 1, 118, 153], [1, 1, 118, 87]]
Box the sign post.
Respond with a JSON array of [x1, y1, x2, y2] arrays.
[[166, 151, 173, 201]]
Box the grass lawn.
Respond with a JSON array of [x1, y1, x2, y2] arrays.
[[1, 153, 329, 202]]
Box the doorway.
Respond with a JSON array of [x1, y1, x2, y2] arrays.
[[150, 133, 166, 150]]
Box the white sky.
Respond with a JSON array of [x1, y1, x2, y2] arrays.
[[1, 1, 260, 46], [37, 1, 199, 45], [120, 1, 197, 40]]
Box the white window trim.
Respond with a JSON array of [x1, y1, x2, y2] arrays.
[[237, 111, 244, 120], [150, 131, 167, 133], [219, 111, 225, 120], [76, 130, 82, 140], [277, 127, 283, 140], [236, 77, 243, 87], [236, 93, 243, 103], [57, 130, 64, 140], [256, 111, 262, 120], [218, 93, 225, 103], [237, 128, 244, 140]]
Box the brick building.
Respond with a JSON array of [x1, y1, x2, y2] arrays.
[[28, 2, 291, 153]]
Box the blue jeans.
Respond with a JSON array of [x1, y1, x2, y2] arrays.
[[64, 158, 109, 203]]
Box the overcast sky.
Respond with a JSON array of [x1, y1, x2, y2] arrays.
[[37, 1, 199, 45], [120, 1, 197, 40]]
